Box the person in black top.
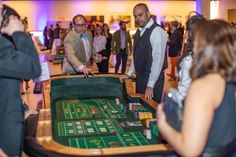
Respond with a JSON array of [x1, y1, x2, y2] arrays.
[[43, 25, 49, 49], [48, 24, 54, 49], [0, 4, 41, 156], [103, 23, 112, 73], [158, 20, 236, 157], [167, 21, 183, 80], [54, 23, 61, 47], [54, 23, 60, 39]]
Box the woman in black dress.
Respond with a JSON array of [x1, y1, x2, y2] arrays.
[[103, 23, 112, 73]]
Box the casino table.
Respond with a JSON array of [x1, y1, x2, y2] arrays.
[[24, 74, 172, 157]]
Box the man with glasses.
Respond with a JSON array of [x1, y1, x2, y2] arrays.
[[62, 14, 100, 75]]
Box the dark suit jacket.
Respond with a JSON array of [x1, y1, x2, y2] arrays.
[[0, 32, 41, 156], [168, 28, 183, 57]]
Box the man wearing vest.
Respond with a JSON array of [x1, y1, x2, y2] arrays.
[[120, 3, 167, 103], [62, 14, 101, 75]]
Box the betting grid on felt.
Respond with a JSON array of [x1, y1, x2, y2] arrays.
[[50, 77, 161, 149], [53, 98, 159, 148]]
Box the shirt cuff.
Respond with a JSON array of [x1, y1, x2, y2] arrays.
[[147, 80, 155, 88], [127, 71, 133, 77], [78, 65, 86, 72]]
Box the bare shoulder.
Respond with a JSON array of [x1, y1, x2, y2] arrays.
[[187, 74, 225, 109], [190, 74, 224, 89]]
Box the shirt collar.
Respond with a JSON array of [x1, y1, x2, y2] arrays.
[[171, 28, 176, 33], [138, 18, 154, 32]]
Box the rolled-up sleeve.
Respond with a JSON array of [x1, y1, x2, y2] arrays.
[[147, 28, 167, 88]]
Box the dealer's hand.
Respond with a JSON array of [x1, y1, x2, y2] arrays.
[[145, 86, 154, 100], [119, 74, 130, 83]]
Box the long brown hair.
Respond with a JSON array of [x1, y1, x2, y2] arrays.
[[94, 25, 104, 36], [191, 20, 236, 83]]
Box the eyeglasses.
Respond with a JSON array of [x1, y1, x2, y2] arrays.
[[74, 23, 86, 27]]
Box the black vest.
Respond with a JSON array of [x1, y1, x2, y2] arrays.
[[133, 22, 167, 75]]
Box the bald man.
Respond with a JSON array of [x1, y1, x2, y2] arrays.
[[62, 14, 101, 75], [120, 3, 167, 103]]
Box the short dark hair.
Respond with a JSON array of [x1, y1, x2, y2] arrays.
[[119, 20, 126, 26], [72, 14, 86, 24], [170, 21, 179, 28], [186, 13, 204, 32], [134, 3, 149, 12]]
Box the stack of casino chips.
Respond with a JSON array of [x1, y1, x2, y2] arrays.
[[115, 98, 120, 107], [147, 119, 158, 136], [119, 103, 124, 111], [151, 124, 158, 136], [143, 129, 152, 139], [138, 112, 153, 120], [143, 120, 159, 139], [129, 102, 144, 111], [129, 102, 159, 137]]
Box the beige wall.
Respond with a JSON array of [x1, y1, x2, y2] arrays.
[[3, 1, 195, 31], [219, 0, 236, 20], [196, 0, 210, 19], [228, 9, 236, 23]]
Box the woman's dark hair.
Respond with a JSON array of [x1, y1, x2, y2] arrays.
[[103, 23, 110, 32], [191, 20, 236, 83], [184, 14, 206, 55], [94, 25, 104, 36], [1, 5, 20, 28], [177, 12, 206, 70]]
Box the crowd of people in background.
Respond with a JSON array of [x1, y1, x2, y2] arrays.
[[42, 16, 186, 76]]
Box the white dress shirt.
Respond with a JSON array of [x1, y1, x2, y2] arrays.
[[93, 35, 107, 53], [169, 54, 192, 107], [127, 18, 167, 88]]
